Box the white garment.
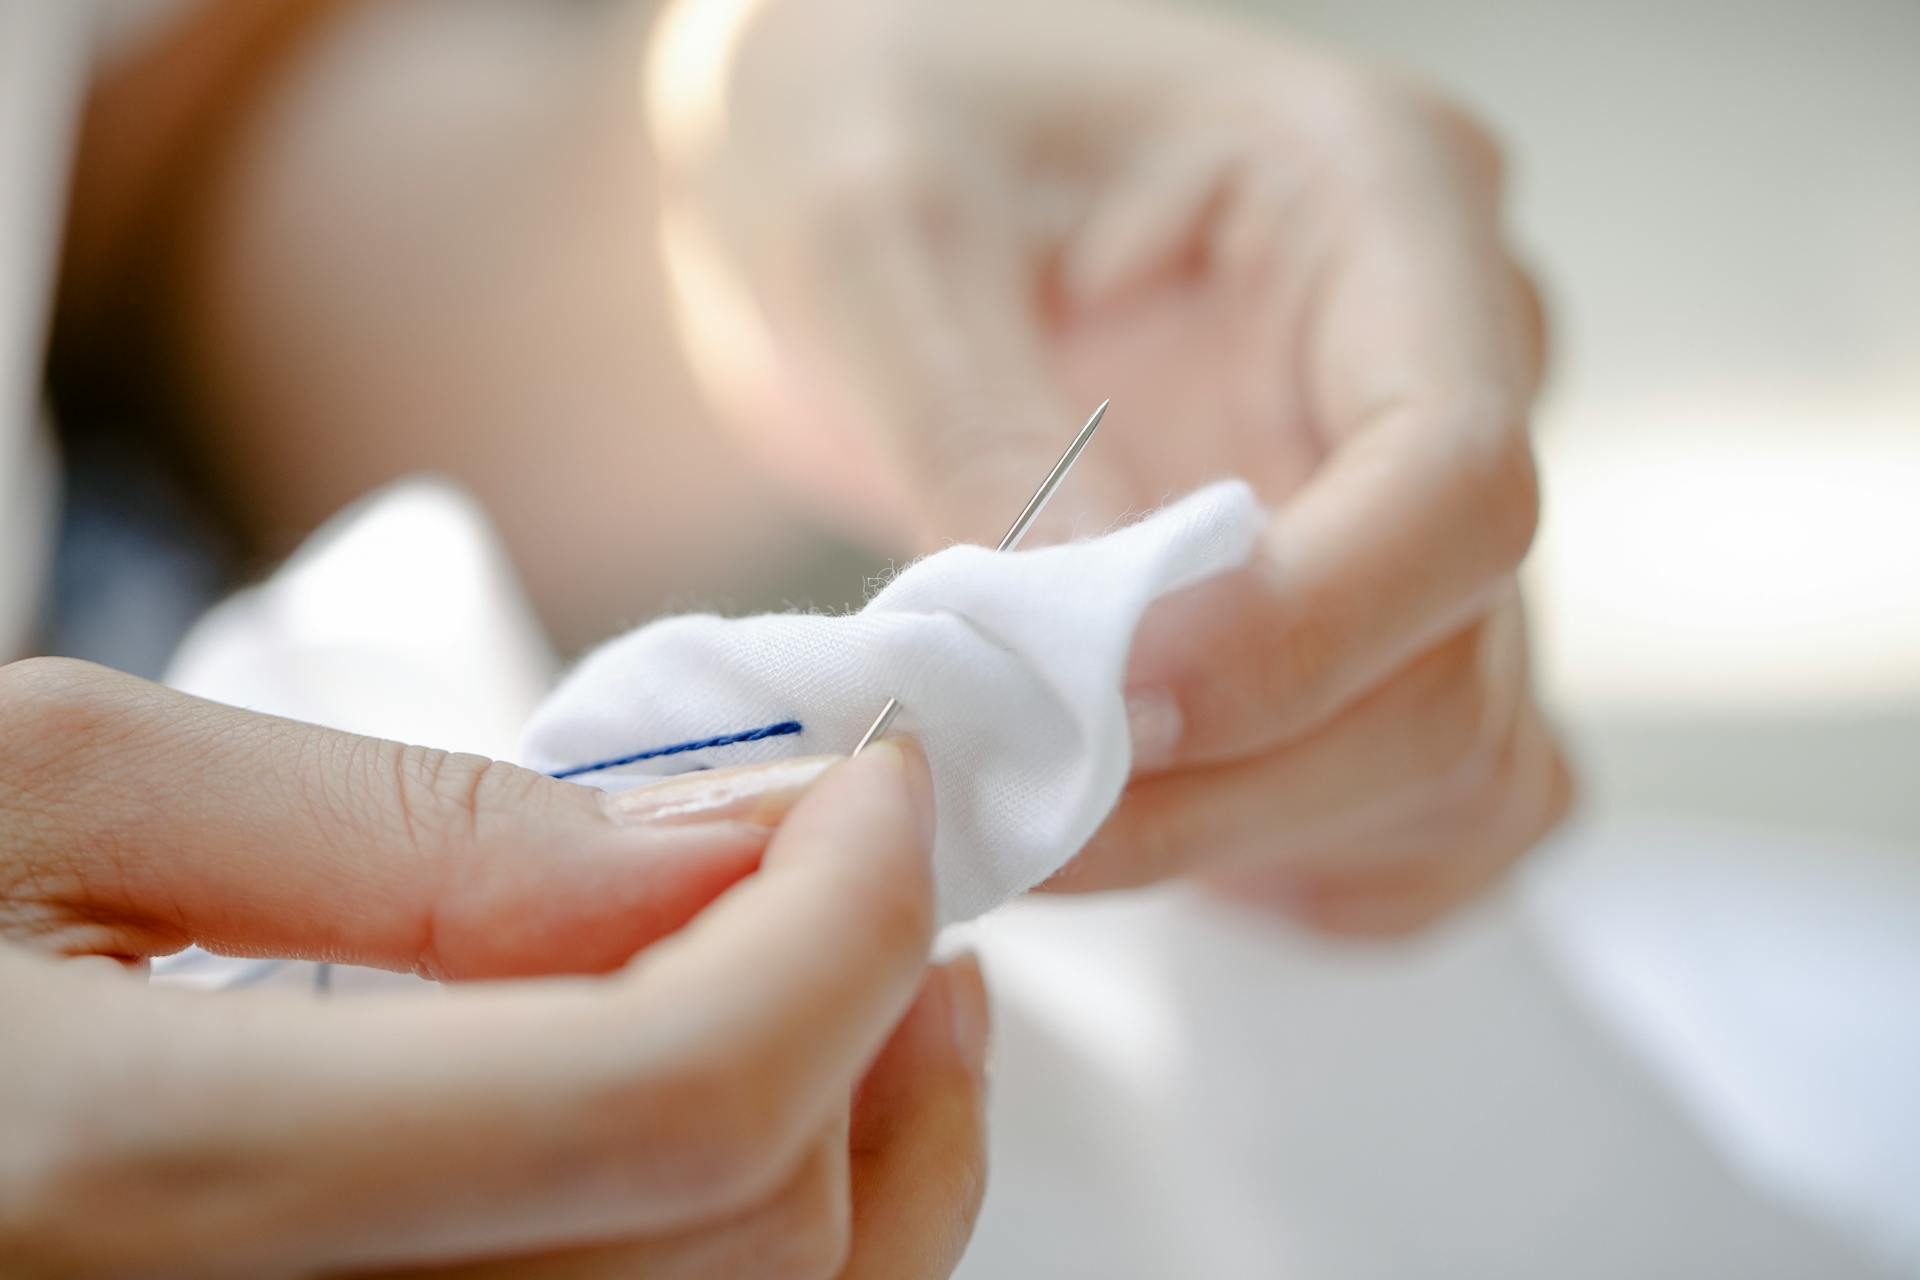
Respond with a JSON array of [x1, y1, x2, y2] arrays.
[[169, 479, 558, 758], [522, 480, 1264, 923]]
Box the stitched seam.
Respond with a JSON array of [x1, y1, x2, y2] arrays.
[[548, 721, 804, 781]]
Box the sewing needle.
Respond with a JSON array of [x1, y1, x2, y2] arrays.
[[852, 399, 1110, 754]]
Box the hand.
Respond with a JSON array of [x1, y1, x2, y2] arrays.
[[0, 659, 986, 1277], [650, 0, 1570, 934]]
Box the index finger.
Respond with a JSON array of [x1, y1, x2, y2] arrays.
[[1129, 150, 1547, 764], [13, 744, 937, 1274]]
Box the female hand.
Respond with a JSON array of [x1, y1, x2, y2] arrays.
[[0, 658, 986, 1278], [649, 0, 1570, 934]]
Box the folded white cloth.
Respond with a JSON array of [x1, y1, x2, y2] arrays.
[[521, 481, 1265, 922]]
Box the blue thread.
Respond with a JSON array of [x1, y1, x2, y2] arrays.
[[548, 720, 804, 781]]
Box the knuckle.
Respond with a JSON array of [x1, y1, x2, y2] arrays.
[[1413, 634, 1510, 805], [1433, 716, 1524, 834], [1485, 434, 1544, 565], [1507, 720, 1578, 846], [385, 745, 532, 854], [1397, 614, 1528, 817], [370, 748, 550, 977], [1458, 430, 1542, 571]]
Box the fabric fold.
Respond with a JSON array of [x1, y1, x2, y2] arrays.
[[521, 480, 1265, 922]]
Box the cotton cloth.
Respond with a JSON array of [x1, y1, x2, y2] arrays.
[[521, 480, 1265, 922], [156, 476, 1911, 1275]]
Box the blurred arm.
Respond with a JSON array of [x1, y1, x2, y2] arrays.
[[55, 0, 813, 650]]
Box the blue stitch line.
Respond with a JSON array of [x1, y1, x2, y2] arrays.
[[548, 721, 804, 781]]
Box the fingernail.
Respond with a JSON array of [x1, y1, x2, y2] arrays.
[[1124, 688, 1183, 774], [944, 952, 991, 1090], [861, 737, 936, 849], [602, 755, 840, 827]]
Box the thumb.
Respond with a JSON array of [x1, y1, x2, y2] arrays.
[[0, 659, 819, 977], [808, 178, 1136, 549]]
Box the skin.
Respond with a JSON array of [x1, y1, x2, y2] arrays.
[[0, 659, 985, 1278], [666, 0, 1575, 933], [26, 0, 1576, 1266], [59, 0, 1570, 935]]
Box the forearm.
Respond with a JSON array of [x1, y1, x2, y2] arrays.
[[59, 0, 810, 648]]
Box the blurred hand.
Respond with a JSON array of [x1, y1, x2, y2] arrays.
[[0, 659, 985, 1278], [653, 0, 1570, 934]]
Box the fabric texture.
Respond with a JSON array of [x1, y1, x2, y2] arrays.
[[520, 480, 1265, 922]]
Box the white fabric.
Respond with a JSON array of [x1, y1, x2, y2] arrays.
[[169, 479, 558, 757], [159, 477, 1911, 1274], [521, 480, 1264, 923]]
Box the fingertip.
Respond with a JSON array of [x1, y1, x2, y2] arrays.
[[750, 738, 937, 974], [888, 736, 936, 850], [845, 736, 935, 852]]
